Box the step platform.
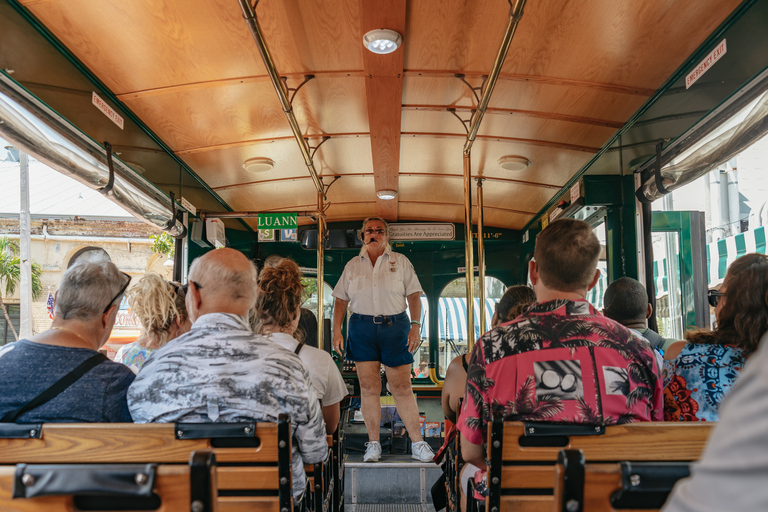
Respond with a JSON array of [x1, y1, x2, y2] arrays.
[[345, 452, 442, 508]]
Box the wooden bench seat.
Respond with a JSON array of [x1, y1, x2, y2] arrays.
[[554, 449, 691, 512], [0, 417, 295, 512], [479, 420, 713, 512], [0, 449, 216, 512]]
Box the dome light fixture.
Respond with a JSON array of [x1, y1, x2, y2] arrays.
[[498, 155, 530, 171], [363, 29, 402, 55], [243, 157, 275, 173], [376, 189, 398, 200]]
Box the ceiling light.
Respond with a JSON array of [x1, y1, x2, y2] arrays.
[[376, 189, 398, 200], [498, 156, 530, 171], [363, 29, 402, 55], [243, 157, 274, 173]]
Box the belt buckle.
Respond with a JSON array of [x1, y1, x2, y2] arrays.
[[373, 315, 385, 325]]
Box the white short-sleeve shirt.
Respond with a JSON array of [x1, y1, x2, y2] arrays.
[[268, 332, 348, 407], [332, 245, 422, 316]]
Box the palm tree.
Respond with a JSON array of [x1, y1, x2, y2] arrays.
[[0, 237, 43, 341]]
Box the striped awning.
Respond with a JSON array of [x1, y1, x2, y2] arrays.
[[587, 267, 609, 310], [653, 226, 766, 296], [416, 296, 499, 343]]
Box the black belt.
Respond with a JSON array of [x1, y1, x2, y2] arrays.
[[352, 312, 408, 325]]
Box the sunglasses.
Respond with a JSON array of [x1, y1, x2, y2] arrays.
[[364, 229, 386, 235], [104, 272, 132, 314], [169, 281, 185, 297], [180, 281, 203, 296], [708, 289, 725, 308]]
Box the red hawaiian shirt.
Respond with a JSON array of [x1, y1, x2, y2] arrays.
[[458, 299, 663, 445]]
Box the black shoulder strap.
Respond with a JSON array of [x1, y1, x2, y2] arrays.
[[0, 352, 107, 423], [461, 354, 469, 373], [294, 342, 304, 355]]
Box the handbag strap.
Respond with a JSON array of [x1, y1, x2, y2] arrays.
[[0, 352, 107, 423]]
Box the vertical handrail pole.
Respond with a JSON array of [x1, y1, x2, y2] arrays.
[[462, 0, 526, 353], [464, 153, 475, 352], [238, 0, 325, 199], [476, 178, 486, 335], [317, 191, 325, 350]]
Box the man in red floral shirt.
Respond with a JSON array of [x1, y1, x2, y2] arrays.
[[458, 218, 663, 472]]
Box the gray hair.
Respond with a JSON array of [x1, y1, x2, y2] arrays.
[[362, 217, 390, 236], [56, 261, 126, 321], [188, 253, 258, 304]]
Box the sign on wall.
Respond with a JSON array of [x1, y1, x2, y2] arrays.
[[388, 223, 455, 241]]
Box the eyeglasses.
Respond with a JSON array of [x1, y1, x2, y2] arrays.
[[104, 272, 132, 314], [708, 289, 725, 308], [182, 281, 203, 295], [364, 229, 386, 235]]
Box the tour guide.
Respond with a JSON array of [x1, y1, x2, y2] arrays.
[[332, 217, 434, 463]]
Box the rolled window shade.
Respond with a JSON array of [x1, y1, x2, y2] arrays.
[[638, 70, 768, 203], [0, 74, 184, 237]]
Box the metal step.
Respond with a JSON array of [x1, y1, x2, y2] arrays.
[[345, 458, 442, 508]]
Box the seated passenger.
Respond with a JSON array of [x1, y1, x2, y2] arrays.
[[603, 277, 678, 355], [439, 285, 535, 511], [0, 261, 135, 423], [663, 253, 768, 422], [127, 248, 326, 501], [263, 254, 319, 347], [251, 258, 348, 434], [458, 219, 662, 488], [114, 273, 190, 374]]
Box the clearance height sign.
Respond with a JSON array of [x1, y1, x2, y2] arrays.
[[257, 213, 297, 242]]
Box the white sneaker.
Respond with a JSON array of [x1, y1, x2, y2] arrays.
[[363, 441, 382, 462], [411, 441, 435, 463]]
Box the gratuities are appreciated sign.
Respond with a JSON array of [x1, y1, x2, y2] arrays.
[[388, 223, 455, 241]]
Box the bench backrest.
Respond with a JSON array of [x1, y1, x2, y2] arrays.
[[0, 419, 293, 512], [553, 449, 691, 512], [485, 421, 712, 512], [0, 449, 216, 512]]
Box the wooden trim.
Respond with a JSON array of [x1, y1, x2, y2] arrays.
[[399, 200, 536, 215], [403, 70, 656, 96], [403, 105, 623, 129], [176, 133, 368, 156], [401, 132, 600, 153], [500, 422, 713, 461], [116, 71, 368, 100], [213, 172, 561, 192]]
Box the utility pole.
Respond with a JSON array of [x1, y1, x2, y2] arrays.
[[19, 151, 33, 339]]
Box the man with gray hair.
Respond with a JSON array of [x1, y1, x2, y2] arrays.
[[128, 248, 327, 501], [0, 260, 134, 422]]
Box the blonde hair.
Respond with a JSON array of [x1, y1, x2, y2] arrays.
[[127, 272, 187, 349]]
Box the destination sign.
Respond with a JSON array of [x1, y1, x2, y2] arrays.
[[258, 213, 297, 229]]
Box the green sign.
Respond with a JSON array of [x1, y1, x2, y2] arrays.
[[257, 213, 297, 229]]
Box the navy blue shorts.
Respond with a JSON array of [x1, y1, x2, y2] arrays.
[[346, 312, 413, 368]]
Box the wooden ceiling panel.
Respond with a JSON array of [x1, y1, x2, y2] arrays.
[[120, 77, 369, 152], [218, 173, 376, 216], [22, 0, 362, 95], [402, 76, 645, 124], [22, 0, 263, 93], [398, 137, 589, 188], [499, 0, 743, 89], [404, 0, 511, 71], [182, 138, 374, 189], [401, 110, 613, 150]]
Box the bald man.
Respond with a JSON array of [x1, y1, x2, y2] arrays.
[[128, 248, 327, 501]]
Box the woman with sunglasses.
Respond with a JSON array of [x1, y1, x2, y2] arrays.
[[663, 253, 768, 422], [114, 272, 190, 374], [331, 217, 433, 463]]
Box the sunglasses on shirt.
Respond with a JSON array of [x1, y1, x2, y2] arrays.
[[707, 289, 724, 308]]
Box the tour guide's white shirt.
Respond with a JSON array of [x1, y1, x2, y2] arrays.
[[332, 245, 422, 316]]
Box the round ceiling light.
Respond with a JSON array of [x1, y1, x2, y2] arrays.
[[243, 157, 275, 173], [363, 29, 402, 55], [376, 189, 398, 200], [498, 156, 530, 171]]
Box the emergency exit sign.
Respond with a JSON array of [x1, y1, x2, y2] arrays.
[[257, 213, 297, 229]]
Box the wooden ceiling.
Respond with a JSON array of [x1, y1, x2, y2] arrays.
[[19, 0, 742, 230]]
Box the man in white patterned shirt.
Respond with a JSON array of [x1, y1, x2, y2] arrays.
[[128, 248, 326, 500]]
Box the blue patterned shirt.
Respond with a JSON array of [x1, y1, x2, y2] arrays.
[[127, 313, 327, 498]]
